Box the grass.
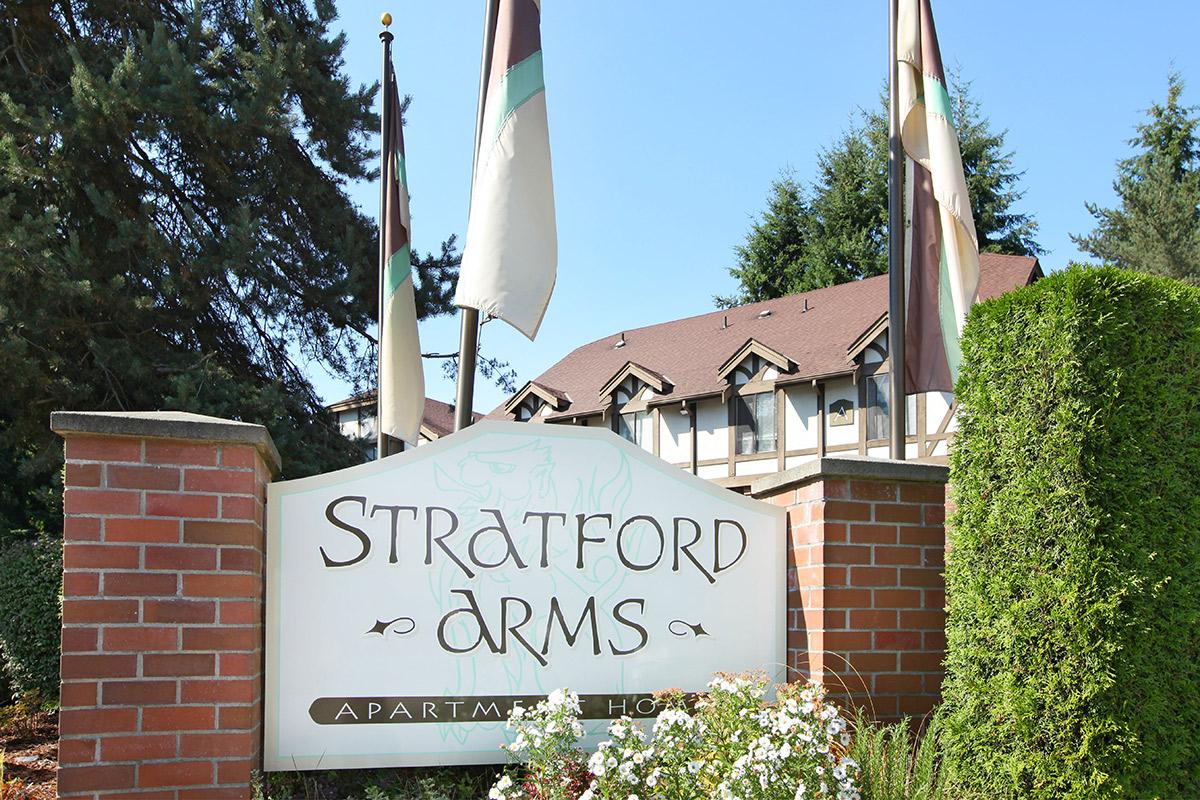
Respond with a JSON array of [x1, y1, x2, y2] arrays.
[[848, 712, 950, 800]]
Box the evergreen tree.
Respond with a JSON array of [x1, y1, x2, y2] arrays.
[[721, 78, 1041, 306], [1073, 72, 1200, 282], [0, 1, 458, 534]]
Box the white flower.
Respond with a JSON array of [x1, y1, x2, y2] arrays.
[[794, 782, 806, 799]]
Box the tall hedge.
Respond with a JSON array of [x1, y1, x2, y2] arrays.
[[0, 536, 62, 699], [941, 266, 1200, 799]]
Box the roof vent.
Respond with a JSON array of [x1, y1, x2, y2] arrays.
[[803, 299, 811, 312], [722, 315, 728, 330], [614, 333, 626, 349], [757, 309, 772, 319]]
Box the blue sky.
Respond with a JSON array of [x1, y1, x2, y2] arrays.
[[310, 1, 1200, 413]]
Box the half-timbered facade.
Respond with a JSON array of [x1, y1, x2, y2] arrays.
[[487, 254, 1041, 490]]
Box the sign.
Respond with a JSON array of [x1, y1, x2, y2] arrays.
[[265, 421, 785, 769]]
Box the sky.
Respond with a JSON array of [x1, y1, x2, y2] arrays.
[[309, 0, 1200, 414]]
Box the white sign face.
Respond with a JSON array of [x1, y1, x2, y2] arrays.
[[265, 421, 785, 770]]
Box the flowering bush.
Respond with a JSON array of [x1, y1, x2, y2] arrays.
[[490, 675, 860, 800]]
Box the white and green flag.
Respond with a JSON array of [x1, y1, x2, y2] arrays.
[[454, 0, 557, 340], [379, 62, 424, 445]]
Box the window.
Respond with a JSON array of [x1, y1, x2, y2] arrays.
[[866, 374, 917, 440], [734, 391, 776, 455], [617, 410, 646, 445]]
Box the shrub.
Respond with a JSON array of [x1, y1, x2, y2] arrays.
[[940, 266, 1200, 798], [848, 714, 948, 800], [490, 676, 861, 799], [0, 537, 61, 699]]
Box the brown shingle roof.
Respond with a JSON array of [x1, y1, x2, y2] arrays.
[[327, 392, 481, 437], [490, 254, 1041, 421]]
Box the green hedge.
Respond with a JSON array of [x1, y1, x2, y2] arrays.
[[0, 536, 62, 699], [940, 266, 1200, 799]]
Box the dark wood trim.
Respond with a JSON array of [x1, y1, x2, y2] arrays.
[[689, 402, 698, 475], [816, 382, 826, 458], [652, 407, 661, 457], [776, 386, 786, 473], [917, 393, 928, 457]]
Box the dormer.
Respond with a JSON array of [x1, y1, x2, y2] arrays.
[[599, 362, 671, 445], [716, 339, 794, 387], [504, 381, 569, 422]]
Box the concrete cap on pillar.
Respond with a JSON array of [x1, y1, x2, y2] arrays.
[[750, 455, 948, 499], [51, 410, 282, 476]]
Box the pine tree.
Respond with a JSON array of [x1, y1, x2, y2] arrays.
[[721, 78, 1041, 306], [1073, 72, 1200, 282], [0, 2, 457, 534]]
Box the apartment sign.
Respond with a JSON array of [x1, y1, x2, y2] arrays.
[[265, 421, 785, 769]]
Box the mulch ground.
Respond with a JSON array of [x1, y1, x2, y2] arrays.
[[1, 709, 56, 800]]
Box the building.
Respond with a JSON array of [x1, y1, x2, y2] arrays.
[[327, 394, 481, 459], [486, 254, 1041, 490]]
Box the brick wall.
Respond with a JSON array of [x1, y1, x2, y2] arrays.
[[53, 412, 278, 800], [754, 459, 948, 721]]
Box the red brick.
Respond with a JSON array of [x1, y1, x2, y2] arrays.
[[64, 516, 102, 541], [922, 504, 946, 525], [60, 707, 138, 735], [922, 547, 945, 567], [218, 600, 261, 625], [849, 610, 899, 629], [102, 680, 178, 706], [104, 572, 179, 597], [217, 703, 261, 730], [900, 567, 944, 587], [823, 544, 872, 564], [875, 630, 923, 650], [874, 546, 921, 565], [146, 492, 218, 519], [102, 734, 178, 761], [899, 483, 946, 503], [849, 566, 899, 586], [105, 517, 180, 543], [107, 464, 181, 491], [874, 589, 924, 608], [924, 589, 946, 608], [64, 544, 139, 570], [103, 626, 178, 651], [924, 631, 946, 651], [219, 547, 261, 573], [142, 706, 215, 732], [823, 588, 872, 609], [822, 500, 872, 521], [144, 440, 219, 467], [184, 573, 260, 599], [874, 673, 924, 694], [898, 526, 945, 546], [184, 468, 254, 494], [874, 503, 923, 524], [61, 653, 137, 679], [219, 446, 258, 469], [849, 523, 898, 544], [62, 627, 99, 653], [63, 571, 100, 596], [143, 599, 215, 624], [220, 495, 259, 521], [144, 653, 215, 677], [65, 436, 142, 463], [899, 610, 945, 629], [138, 760, 215, 788], [58, 737, 98, 764], [105, 792, 176, 800], [65, 462, 102, 487], [183, 627, 260, 652], [843, 651, 899, 672], [824, 631, 874, 651], [57, 764, 136, 793], [216, 758, 256, 786], [59, 682, 98, 708], [145, 545, 218, 571], [900, 651, 944, 672], [182, 788, 249, 800], [180, 731, 255, 757], [899, 694, 937, 716], [65, 488, 140, 516], [849, 481, 897, 501], [181, 678, 258, 703], [184, 520, 259, 546]]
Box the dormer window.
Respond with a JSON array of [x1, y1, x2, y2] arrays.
[[734, 391, 776, 454], [504, 381, 568, 422], [617, 409, 648, 445]]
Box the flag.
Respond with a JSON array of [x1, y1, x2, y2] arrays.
[[897, 0, 980, 393], [454, 0, 557, 340], [379, 62, 425, 445]]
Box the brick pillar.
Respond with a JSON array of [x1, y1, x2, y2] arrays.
[[752, 457, 948, 722], [51, 411, 280, 800]]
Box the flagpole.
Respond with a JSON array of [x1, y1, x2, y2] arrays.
[[887, 0, 907, 460], [377, 14, 396, 459], [453, 0, 501, 432]]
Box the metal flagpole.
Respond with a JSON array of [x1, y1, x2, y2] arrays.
[[376, 14, 395, 459], [453, 0, 501, 432], [887, 0, 907, 460]]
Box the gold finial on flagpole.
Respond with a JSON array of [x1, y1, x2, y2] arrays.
[[381, 12, 392, 27]]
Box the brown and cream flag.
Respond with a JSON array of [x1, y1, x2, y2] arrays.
[[379, 61, 424, 445], [897, 0, 980, 392], [454, 0, 557, 340]]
